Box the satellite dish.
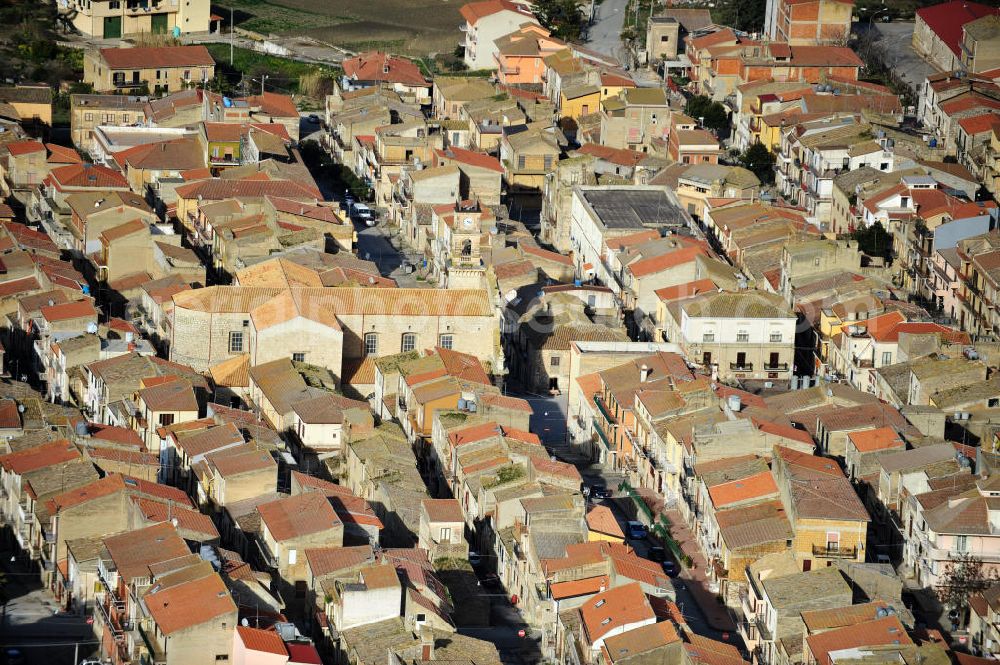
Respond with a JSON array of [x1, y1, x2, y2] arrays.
[[241, 618, 250, 627]]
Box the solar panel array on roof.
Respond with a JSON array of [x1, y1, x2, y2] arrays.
[[582, 189, 685, 229]]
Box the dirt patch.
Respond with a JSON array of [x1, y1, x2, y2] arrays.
[[223, 0, 464, 55]]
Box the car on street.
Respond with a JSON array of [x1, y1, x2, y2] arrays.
[[307, 114, 320, 124], [352, 202, 375, 225], [626, 521, 648, 540], [647, 545, 666, 562], [662, 560, 679, 577], [589, 484, 613, 499]]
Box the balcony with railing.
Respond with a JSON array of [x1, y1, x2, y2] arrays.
[[593, 418, 614, 451], [256, 537, 280, 569], [763, 362, 789, 371], [594, 395, 617, 425], [812, 544, 858, 559], [729, 362, 753, 372]]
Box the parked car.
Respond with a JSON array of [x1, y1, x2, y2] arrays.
[[468, 551, 482, 566], [307, 114, 320, 124], [589, 484, 613, 500], [626, 521, 648, 540], [662, 560, 679, 577], [352, 202, 375, 224], [647, 545, 666, 562]]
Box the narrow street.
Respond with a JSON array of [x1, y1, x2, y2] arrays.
[[586, 0, 630, 62], [0, 546, 98, 665]]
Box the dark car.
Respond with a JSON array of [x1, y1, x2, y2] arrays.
[[647, 545, 666, 563], [307, 114, 321, 124], [589, 484, 613, 500], [662, 560, 679, 577], [481, 573, 502, 589]]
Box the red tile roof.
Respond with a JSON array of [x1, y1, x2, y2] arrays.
[[435, 146, 504, 173], [50, 163, 128, 190], [627, 246, 709, 278], [422, 498, 464, 522], [0, 398, 20, 430], [100, 45, 215, 70], [550, 575, 609, 600], [580, 582, 655, 645], [806, 616, 911, 665], [343, 51, 428, 86], [236, 626, 287, 656], [958, 113, 1000, 136], [305, 545, 375, 578], [144, 572, 235, 635], [916, 0, 999, 56], [586, 504, 624, 538], [848, 426, 905, 453], [132, 497, 219, 539], [40, 300, 96, 323], [0, 440, 79, 474], [104, 522, 190, 581], [6, 140, 45, 156], [460, 0, 535, 25], [258, 492, 341, 541], [708, 470, 778, 508]]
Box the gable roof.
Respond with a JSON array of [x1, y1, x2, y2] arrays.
[[144, 571, 235, 635], [916, 0, 999, 56], [257, 491, 341, 541], [100, 45, 215, 69]]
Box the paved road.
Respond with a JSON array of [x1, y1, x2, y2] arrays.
[[0, 548, 98, 665], [867, 21, 938, 95], [587, 0, 630, 62]]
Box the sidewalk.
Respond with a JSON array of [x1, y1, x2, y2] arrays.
[[663, 509, 737, 633]]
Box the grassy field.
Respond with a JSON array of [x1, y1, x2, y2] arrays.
[[217, 0, 465, 56], [204, 43, 338, 96]]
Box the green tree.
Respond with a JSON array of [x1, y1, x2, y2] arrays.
[[684, 95, 728, 133], [534, 0, 585, 41], [740, 142, 775, 185], [711, 0, 767, 33], [851, 220, 893, 260]]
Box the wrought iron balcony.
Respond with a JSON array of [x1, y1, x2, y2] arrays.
[[812, 544, 858, 558]]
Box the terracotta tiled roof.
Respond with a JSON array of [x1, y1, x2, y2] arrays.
[[6, 140, 44, 156], [435, 146, 504, 173], [173, 422, 244, 458], [603, 621, 680, 663], [0, 439, 79, 474], [847, 426, 904, 453], [0, 398, 20, 430], [100, 45, 214, 70], [305, 545, 375, 578], [343, 51, 427, 86], [236, 626, 287, 656], [258, 491, 341, 541], [586, 504, 624, 538], [580, 582, 655, 645], [105, 522, 190, 581], [132, 497, 220, 539], [45, 474, 124, 514], [806, 616, 910, 665], [40, 300, 96, 323], [144, 571, 235, 635], [138, 379, 197, 413], [422, 498, 464, 522], [916, 0, 998, 57], [50, 163, 128, 190], [708, 470, 778, 508], [206, 446, 275, 478], [460, 0, 535, 25], [550, 575, 609, 600]]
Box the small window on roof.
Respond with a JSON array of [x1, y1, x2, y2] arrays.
[[601, 617, 612, 625]]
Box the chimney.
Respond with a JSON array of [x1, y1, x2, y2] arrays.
[[640, 364, 650, 382], [419, 625, 434, 661]]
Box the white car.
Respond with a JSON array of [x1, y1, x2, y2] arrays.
[[352, 202, 375, 225]]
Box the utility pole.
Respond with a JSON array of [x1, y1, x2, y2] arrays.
[[230, 6, 234, 65], [260, 74, 269, 96]]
